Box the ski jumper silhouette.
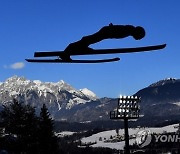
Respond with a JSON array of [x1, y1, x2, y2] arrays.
[[62, 24, 145, 61], [26, 23, 166, 63]]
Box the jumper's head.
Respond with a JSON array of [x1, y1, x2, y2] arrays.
[[132, 26, 145, 40]]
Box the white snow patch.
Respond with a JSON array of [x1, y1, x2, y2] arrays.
[[73, 97, 89, 104], [55, 131, 75, 137], [97, 104, 105, 108], [80, 121, 92, 124], [66, 97, 90, 109], [69, 90, 77, 94], [66, 99, 74, 109], [91, 139, 136, 150], [173, 102, 180, 107], [80, 88, 97, 100], [10, 90, 19, 96], [33, 80, 42, 85], [59, 80, 65, 84], [57, 102, 61, 110], [81, 124, 179, 150]]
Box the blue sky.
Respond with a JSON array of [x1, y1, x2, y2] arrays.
[[0, 0, 180, 97]]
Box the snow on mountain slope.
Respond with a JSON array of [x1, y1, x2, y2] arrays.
[[2, 76, 180, 123], [81, 124, 179, 150], [0, 76, 97, 110], [80, 88, 97, 100]]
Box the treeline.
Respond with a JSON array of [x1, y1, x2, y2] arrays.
[[54, 118, 180, 132], [54, 120, 124, 132], [0, 99, 116, 154], [0, 99, 58, 153]]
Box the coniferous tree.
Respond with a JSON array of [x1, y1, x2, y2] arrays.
[[38, 104, 58, 153], [1, 99, 39, 153]]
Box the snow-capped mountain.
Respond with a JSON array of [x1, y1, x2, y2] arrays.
[[0, 76, 98, 115], [1, 76, 97, 100], [0, 76, 117, 122], [1, 76, 180, 124]]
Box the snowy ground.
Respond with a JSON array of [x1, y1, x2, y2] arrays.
[[81, 124, 179, 150], [55, 131, 75, 137]]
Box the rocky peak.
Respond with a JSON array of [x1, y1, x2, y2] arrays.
[[0, 76, 98, 111], [5, 75, 27, 83]]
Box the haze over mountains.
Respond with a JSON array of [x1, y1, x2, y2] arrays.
[[0, 76, 180, 125]]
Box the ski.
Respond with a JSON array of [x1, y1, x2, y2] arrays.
[[25, 57, 120, 63], [34, 44, 166, 57]]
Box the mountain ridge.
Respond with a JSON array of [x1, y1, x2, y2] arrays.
[[1, 76, 180, 125], [0, 76, 99, 120]]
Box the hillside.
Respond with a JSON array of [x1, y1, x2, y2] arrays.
[[0, 76, 180, 125]]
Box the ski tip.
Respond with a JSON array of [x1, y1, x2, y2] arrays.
[[114, 57, 120, 61], [162, 43, 167, 48]]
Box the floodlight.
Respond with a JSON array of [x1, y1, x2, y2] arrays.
[[110, 95, 141, 154], [111, 95, 140, 119]]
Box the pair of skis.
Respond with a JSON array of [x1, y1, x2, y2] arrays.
[[26, 44, 166, 63]]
